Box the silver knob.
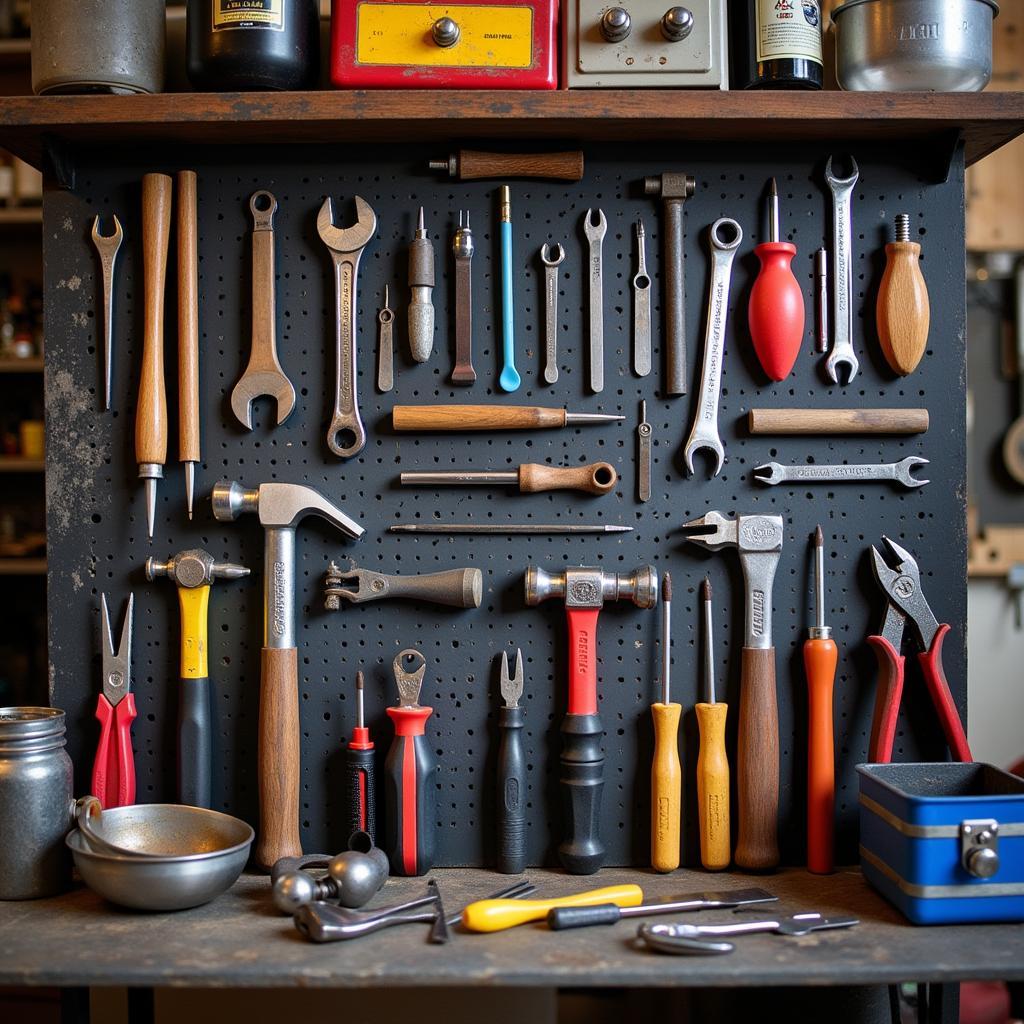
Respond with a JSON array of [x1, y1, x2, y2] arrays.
[[965, 845, 1000, 879], [432, 16, 460, 47], [600, 7, 631, 42], [661, 6, 693, 41]]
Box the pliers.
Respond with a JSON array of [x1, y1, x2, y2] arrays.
[[91, 593, 136, 808], [868, 538, 971, 763]]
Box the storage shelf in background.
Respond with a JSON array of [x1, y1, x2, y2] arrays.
[[0, 457, 42, 472], [0, 557, 45, 575], [0, 356, 42, 372], [0, 206, 40, 224]]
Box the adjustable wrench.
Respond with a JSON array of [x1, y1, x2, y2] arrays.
[[683, 218, 743, 477], [317, 195, 377, 459], [633, 219, 652, 377], [584, 209, 607, 394], [540, 242, 564, 385], [824, 157, 860, 385], [91, 215, 123, 411], [754, 456, 929, 489]]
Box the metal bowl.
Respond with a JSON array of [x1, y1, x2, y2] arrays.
[[833, 0, 998, 92], [66, 803, 253, 911]]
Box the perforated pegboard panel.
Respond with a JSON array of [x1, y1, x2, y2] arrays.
[[44, 140, 966, 868]]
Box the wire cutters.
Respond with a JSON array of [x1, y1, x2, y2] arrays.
[[92, 593, 137, 808], [867, 538, 971, 763]]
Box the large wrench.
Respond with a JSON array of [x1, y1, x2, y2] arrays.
[[683, 218, 743, 477], [824, 156, 860, 385], [317, 196, 377, 459], [91, 214, 123, 412], [584, 209, 607, 394], [754, 456, 929, 489], [540, 242, 564, 385], [633, 218, 652, 378]]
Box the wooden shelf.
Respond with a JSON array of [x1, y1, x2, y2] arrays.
[[0, 91, 1022, 170], [0, 356, 41, 371], [0, 456, 42, 471], [0, 205, 40, 224], [0, 557, 45, 575]]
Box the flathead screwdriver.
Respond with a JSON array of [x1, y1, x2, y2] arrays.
[[346, 671, 376, 844], [651, 573, 681, 873]]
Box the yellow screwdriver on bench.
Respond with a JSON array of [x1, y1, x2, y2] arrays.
[[462, 884, 643, 933]]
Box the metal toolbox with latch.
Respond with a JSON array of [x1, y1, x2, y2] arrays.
[[858, 762, 1024, 925]]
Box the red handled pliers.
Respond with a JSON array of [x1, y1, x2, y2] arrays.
[[867, 538, 971, 763], [92, 593, 136, 807]]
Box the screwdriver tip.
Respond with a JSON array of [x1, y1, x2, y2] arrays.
[[417, 206, 425, 230], [814, 524, 824, 547], [662, 572, 672, 601], [701, 575, 712, 601], [769, 176, 778, 196], [356, 670, 364, 692]]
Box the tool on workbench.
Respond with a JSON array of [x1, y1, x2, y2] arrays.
[[806, 527, 838, 876], [212, 480, 364, 870], [749, 178, 804, 382], [429, 150, 583, 181], [145, 549, 250, 808], [1003, 262, 1024, 484], [462, 883, 644, 933], [408, 205, 434, 364], [324, 562, 483, 610], [347, 673, 375, 841], [499, 186, 520, 392], [683, 512, 783, 872], [497, 649, 526, 874], [400, 461, 617, 496], [385, 649, 436, 877], [824, 156, 860, 385], [540, 242, 564, 385], [644, 172, 695, 396], [90, 214, 122, 412], [451, 212, 476, 385], [696, 576, 729, 872], [748, 408, 929, 436], [446, 880, 536, 927], [377, 286, 394, 393], [525, 565, 658, 874], [92, 594, 136, 809], [392, 404, 624, 432], [868, 537, 971, 764], [584, 208, 607, 393], [390, 523, 632, 535], [637, 401, 652, 503], [684, 218, 743, 477], [651, 573, 681, 873], [633, 218, 652, 377], [177, 171, 200, 519], [230, 191, 296, 432], [877, 214, 930, 377], [546, 888, 777, 931], [815, 247, 828, 354], [135, 172, 171, 542], [319, 194, 376, 458], [638, 913, 859, 956], [753, 457, 929, 490]]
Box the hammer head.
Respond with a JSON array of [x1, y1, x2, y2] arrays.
[[643, 172, 695, 201], [145, 548, 250, 589], [524, 565, 658, 610], [212, 480, 364, 538]]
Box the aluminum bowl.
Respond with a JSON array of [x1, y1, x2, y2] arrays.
[[833, 0, 998, 92], [66, 803, 253, 911]]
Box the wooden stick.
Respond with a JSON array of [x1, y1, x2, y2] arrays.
[[748, 408, 929, 435], [393, 405, 567, 431], [177, 172, 200, 504]]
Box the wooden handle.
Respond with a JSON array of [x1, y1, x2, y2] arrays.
[[876, 241, 929, 376], [695, 701, 730, 871], [518, 462, 617, 495], [456, 149, 584, 182], [255, 646, 302, 871], [748, 407, 929, 435], [177, 171, 200, 463], [392, 405, 567, 432], [735, 647, 779, 872], [650, 702, 681, 873], [805, 638, 837, 875], [135, 173, 172, 467]]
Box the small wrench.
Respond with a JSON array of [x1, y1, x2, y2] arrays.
[[540, 242, 565, 385], [753, 456, 929, 489], [584, 209, 607, 394], [317, 195, 377, 459], [824, 156, 860, 385], [637, 399, 652, 502], [633, 219, 651, 377], [91, 215, 123, 411], [450, 211, 476, 385], [377, 285, 394, 393], [683, 218, 743, 477]]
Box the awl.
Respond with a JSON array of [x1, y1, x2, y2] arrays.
[[392, 405, 624, 432]]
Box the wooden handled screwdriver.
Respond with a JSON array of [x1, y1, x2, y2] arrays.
[[177, 171, 200, 520], [650, 573, 681, 873], [392, 405, 623, 432], [876, 213, 929, 376]]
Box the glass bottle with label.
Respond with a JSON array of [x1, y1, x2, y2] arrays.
[[730, 0, 823, 90]]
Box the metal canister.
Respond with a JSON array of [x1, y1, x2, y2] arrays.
[[0, 708, 74, 899]]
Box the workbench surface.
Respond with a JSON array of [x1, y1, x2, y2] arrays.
[[1, 868, 1021, 989]]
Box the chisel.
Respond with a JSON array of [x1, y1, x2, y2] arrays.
[[392, 405, 624, 432], [462, 884, 643, 933], [651, 573, 681, 873]]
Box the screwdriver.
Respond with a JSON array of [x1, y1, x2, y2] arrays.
[[496, 649, 526, 874], [651, 572, 681, 873], [876, 213, 929, 375], [462, 883, 643, 933], [805, 526, 838, 875], [177, 170, 200, 521], [400, 461, 617, 496], [749, 178, 804, 382], [695, 576, 730, 871], [346, 671, 376, 845], [391, 405, 624, 433]]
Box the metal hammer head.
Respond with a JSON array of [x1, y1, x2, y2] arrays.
[[643, 173, 696, 201], [211, 480, 364, 538], [524, 565, 658, 610], [145, 548, 250, 589]]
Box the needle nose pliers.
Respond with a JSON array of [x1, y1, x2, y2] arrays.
[[92, 593, 136, 807]]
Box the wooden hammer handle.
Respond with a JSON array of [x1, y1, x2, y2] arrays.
[[748, 408, 929, 435], [455, 150, 584, 182], [393, 405, 567, 432]]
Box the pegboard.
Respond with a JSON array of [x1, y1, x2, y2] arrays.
[[43, 140, 966, 868]]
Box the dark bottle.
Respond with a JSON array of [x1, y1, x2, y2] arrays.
[[729, 0, 823, 90], [186, 0, 319, 91]]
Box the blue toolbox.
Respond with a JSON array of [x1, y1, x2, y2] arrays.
[[858, 762, 1024, 924]]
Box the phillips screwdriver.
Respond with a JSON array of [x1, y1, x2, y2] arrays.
[[749, 178, 804, 382], [696, 576, 730, 871], [496, 649, 526, 874], [876, 213, 930, 376], [92, 594, 136, 809], [407, 206, 435, 363], [346, 671, 376, 845], [805, 526, 838, 875], [400, 461, 617, 496], [651, 573, 681, 873], [462, 883, 643, 933]]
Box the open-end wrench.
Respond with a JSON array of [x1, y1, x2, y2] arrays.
[[633, 219, 652, 377], [91, 215, 123, 411], [683, 218, 743, 477], [377, 285, 394, 393], [318, 195, 377, 459], [540, 242, 564, 385], [824, 157, 860, 385], [754, 456, 929, 489], [584, 209, 607, 393], [231, 192, 296, 430]]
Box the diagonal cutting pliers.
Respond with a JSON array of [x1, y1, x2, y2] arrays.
[[867, 538, 971, 764]]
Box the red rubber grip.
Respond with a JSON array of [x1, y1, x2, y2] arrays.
[[918, 624, 971, 762], [566, 607, 600, 716], [867, 635, 904, 763], [749, 242, 804, 382], [91, 693, 137, 808], [386, 705, 433, 876]]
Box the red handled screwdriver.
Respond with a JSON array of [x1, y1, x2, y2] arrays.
[[346, 671, 376, 844], [749, 178, 805, 381], [92, 594, 136, 808]]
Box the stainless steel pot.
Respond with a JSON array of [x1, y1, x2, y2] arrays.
[[832, 0, 998, 92]]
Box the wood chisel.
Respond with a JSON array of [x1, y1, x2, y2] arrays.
[[92, 594, 136, 809], [651, 572, 681, 873], [177, 170, 200, 520], [346, 671, 376, 844], [392, 405, 624, 432], [462, 884, 643, 933], [400, 462, 616, 496], [496, 649, 526, 874]]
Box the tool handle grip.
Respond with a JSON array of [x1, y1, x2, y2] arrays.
[[918, 624, 971, 762], [462, 884, 641, 933], [178, 676, 211, 808], [496, 705, 526, 874], [375, 568, 482, 608], [867, 635, 905, 763], [345, 745, 377, 843], [650, 702, 681, 873], [92, 694, 137, 809], [749, 242, 804, 382], [392, 405, 566, 432], [455, 149, 584, 182], [500, 220, 515, 369], [519, 462, 616, 496], [566, 608, 599, 715], [877, 241, 929, 376], [748, 408, 929, 436], [385, 706, 436, 876], [547, 904, 623, 931], [558, 712, 605, 875], [695, 701, 731, 871], [805, 638, 837, 874], [177, 170, 200, 463], [735, 647, 779, 871]]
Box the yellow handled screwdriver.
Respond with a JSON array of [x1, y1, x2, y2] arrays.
[[651, 572, 681, 872], [462, 883, 642, 933], [696, 576, 731, 870]]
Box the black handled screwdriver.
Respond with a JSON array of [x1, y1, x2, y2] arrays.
[[345, 671, 376, 844], [497, 649, 526, 874]]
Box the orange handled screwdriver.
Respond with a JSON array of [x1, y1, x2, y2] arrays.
[[650, 573, 681, 873], [805, 526, 838, 874]]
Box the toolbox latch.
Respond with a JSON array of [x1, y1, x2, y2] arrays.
[[960, 819, 1000, 878]]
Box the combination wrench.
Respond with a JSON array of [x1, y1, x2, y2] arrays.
[[90, 214, 123, 411], [584, 208, 607, 393], [540, 242, 565, 385], [683, 218, 743, 477], [754, 456, 929, 489], [633, 218, 652, 377], [824, 156, 860, 385], [317, 195, 377, 459]]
